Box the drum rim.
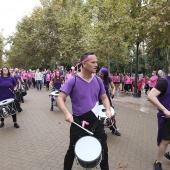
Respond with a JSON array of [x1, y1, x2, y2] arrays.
[[74, 136, 102, 161], [50, 91, 59, 96], [98, 104, 115, 117], [0, 98, 15, 106]]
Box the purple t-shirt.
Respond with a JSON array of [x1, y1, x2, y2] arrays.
[[0, 76, 17, 101], [60, 74, 106, 116], [14, 74, 21, 85], [52, 78, 62, 90]]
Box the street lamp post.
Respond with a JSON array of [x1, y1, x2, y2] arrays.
[[130, 58, 133, 76], [133, 41, 140, 98]]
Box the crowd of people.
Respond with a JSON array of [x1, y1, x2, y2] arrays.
[[0, 53, 169, 170]]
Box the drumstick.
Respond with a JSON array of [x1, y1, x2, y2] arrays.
[[72, 121, 94, 136], [9, 88, 13, 92]]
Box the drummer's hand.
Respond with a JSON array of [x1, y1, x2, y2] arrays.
[[106, 110, 112, 119], [65, 112, 73, 123], [162, 110, 170, 118], [13, 90, 16, 94]]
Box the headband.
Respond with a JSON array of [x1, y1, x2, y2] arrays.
[[75, 55, 96, 67]]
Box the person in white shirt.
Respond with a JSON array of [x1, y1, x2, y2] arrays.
[[35, 69, 42, 90]]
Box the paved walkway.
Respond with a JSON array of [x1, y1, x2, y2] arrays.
[[0, 88, 170, 170]]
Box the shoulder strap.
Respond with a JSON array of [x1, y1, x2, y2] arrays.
[[71, 75, 77, 91], [95, 75, 101, 90]]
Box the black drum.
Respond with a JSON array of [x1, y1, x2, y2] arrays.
[[20, 84, 27, 96], [0, 98, 17, 118], [74, 136, 102, 169]]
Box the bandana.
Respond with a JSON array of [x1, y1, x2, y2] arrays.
[[100, 68, 108, 75], [75, 55, 96, 67]]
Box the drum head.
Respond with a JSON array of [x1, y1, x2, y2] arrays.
[[50, 91, 59, 96], [98, 104, 115, 118], [0, 98, 14, 106], [75, 136, 101, 162]]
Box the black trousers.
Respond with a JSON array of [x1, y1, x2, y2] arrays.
[[46, 81, 50, 90], [32, 78, 36, 88], [64, 112, 109, 170], [1, 114, 17, 122]]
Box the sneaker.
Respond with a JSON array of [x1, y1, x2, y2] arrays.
[[153, 161, 162, 170], [112, 130, 121, 136], [14, 123, 19, 128], [0, 122, 4, 128]]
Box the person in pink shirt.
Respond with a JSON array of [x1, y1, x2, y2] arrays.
[[144, 75, 150, 95], [32, 70, 36, 88], [124, 73, 132, 93], [121, 74, 126, 91], [22, 70, 27, 83], [45, 69, 51, 90], [149, 71, 158, 90], [27, 70, 32, 88], [114, 73, 120, 93], [65, 70, 72, 82], [112, 73, 116, 84]]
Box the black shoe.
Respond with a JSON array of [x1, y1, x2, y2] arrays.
[[18, 108, 23, 112], [0, 122, 4, 128], [153, 161, 162, 170], [14, 123, 19, 128], [50, 108, 53, 111], [112, 130, 121, 136]]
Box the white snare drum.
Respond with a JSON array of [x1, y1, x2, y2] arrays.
[[49, 90, 59, 107], [98, 104, 115, 118], [50, 90, 59, 97], [98, 104, 115, 128], [75, 136, 102, 169], [0, 98, 17, 118]]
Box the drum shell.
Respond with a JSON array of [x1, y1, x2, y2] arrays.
[[50, 90, 59, 107], [51, 95, 58, 106], [77, 155, 102, 169], [97, 104, 115, 128], [0, 99, 17, 118], [75, 136, 102, 169], [22, 91, 27, 96]]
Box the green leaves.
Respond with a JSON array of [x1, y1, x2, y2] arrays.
[[5, 0, 170, 72]]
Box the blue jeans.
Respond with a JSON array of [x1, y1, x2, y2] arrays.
[[36, 80, 42, 90]]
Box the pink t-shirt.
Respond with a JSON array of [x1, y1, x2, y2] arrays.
[[65, 73, 72, 81], [27, 72, 32, 79], [125, 76, 131, 84], [32, 73, 35, 78], [112, 76, 116, 83], [22, 73, 27, 80], [46, 74, 51, 82], [115, 76, 120, 83], [149, 75, 158, 87]]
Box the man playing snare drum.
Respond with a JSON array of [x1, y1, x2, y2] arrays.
[[57, 52, 111, 170]]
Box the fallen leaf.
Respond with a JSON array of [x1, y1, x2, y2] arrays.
[[118, 163, 128, 169]]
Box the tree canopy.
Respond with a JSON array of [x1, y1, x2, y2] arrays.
[[5, 0, 170, 74]]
